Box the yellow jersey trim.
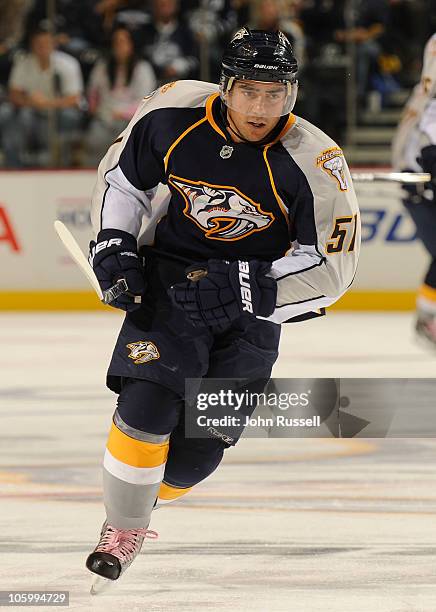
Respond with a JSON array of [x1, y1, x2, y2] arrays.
[[262, 114, 296, 226], [263, 145, 289, 226], [271, 113, 296, 144], [205, 93, 227, 140]]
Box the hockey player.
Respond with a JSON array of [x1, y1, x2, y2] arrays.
[[86, 28, 360, 585], [392, 33, 436, 347]]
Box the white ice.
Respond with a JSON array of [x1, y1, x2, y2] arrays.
[[1, 312, 436, 611]]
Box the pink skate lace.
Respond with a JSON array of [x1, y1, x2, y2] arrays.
[[95, 524, 158, 563], [424, 318, 436, 338]]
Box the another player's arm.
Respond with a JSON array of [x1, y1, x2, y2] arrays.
[[392, 34, 436, 169], [263, 156, 360, 324]]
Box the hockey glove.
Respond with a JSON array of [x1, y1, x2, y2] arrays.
[[419, 145, 436, 184], [168, 259, 277, 328], [89, 228, 146, 312]]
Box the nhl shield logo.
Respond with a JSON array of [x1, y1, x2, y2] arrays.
[[220, 145, 233, 160]]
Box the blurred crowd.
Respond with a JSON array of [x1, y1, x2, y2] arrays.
[[0, 0, 433, 168]]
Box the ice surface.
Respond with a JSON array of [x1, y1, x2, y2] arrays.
[[1, 313, 435, 611]]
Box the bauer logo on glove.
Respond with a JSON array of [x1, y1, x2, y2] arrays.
[[237, 260, 254, 312], [88, 238, 123, 266], [89, 228, 146, 312]]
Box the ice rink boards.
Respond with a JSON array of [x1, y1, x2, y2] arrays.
[[1, 312, 435, 611]]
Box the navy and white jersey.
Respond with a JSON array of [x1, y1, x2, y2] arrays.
[[91, 80, 360, 324], [392, 33, 436, 171]]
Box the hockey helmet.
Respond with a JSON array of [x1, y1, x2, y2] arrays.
[[220, 28, 298, 117]]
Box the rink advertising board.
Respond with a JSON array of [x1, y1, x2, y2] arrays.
[[0, 170, 428, 310]]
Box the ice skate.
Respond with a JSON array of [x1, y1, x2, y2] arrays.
[[86, 522, 158, 594], [415, 310, 436, 350]]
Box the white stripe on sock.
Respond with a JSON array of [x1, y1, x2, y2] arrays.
[[103, 448, 165, 485]]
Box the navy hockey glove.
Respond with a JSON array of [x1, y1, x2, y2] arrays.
[[89, 228, 146, 312], [419, 145, 436, 184], [169, 259, 277, 328]]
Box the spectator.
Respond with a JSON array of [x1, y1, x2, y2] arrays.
[[251, 0, 305, 68], [185, 0, 237, 80], [24, 1, 150, 56], [297, 0, 347, 141], [232, 0, 251, 28], [0, 0, 33, 56], [334, 0, 391, 107], [0, 0, 33, 90], [84, 26, 156, 166], [187, 0, 236, 46], [0, 26, 83, 167], [142, 0, 198, 85], [299, 0, 346, 59]]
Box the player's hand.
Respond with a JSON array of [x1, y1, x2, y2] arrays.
[[89, 228, 146, 312], [168, 259, 277, 328], [419, 145, 436, 184]]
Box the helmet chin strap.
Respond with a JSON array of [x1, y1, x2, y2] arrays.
[[220, 102, 284, 147]]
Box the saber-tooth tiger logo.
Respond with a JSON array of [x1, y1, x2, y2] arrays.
[[169, 176, 274, 241], [126, 341, 160, 364], [316, 147, 348, 191]]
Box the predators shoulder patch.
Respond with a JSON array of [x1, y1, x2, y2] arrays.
[[161, 81, 177, 94], [316, 147, 348, 192], [126, 341, 160, 365]]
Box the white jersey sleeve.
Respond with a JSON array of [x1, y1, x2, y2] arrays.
[[90, 80, 218, 238], [263, 117, 360, 324], [392, 33, 436, 170]]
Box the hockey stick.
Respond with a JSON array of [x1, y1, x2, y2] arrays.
[[351, 172, 431, 183], [53, 220, 137, 305]]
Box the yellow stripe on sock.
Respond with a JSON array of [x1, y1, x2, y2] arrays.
[[158, 482, 192, 501], [418, 284, 436, 303], [107, 423, 169, 468]]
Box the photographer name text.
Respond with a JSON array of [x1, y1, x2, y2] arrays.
[[197, 415, 321, 428]]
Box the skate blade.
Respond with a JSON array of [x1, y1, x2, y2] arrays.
[[90, 575, 115, 595]]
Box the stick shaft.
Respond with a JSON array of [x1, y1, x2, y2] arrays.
[[351, 172, 431, 183], [53, 220, 128, 304]]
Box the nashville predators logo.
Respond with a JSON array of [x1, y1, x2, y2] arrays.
[[231, 28, 249, 43], [169, 175, 274, 241], [126, 341, 160, 365], [316, 147, 348, 192], [161, 81, 177, 94]]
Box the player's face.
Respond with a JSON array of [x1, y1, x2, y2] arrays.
[[226, 80, 286, 142]]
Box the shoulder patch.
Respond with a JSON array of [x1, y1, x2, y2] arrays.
[[161, 81, 178, 94], [316, 147, 348, 191]]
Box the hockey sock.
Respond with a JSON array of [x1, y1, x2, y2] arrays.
[[102, 410, 170, 529], [154, 481, 193, 509]]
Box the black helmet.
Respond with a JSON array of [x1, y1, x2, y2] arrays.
[[220, 28, 298, 116], [222, 28, 298, 83]]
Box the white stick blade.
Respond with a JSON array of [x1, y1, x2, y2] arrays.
[[53, 220, 103, 300]]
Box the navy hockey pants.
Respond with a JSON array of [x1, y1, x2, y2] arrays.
[[106, 252, 281, 488]]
